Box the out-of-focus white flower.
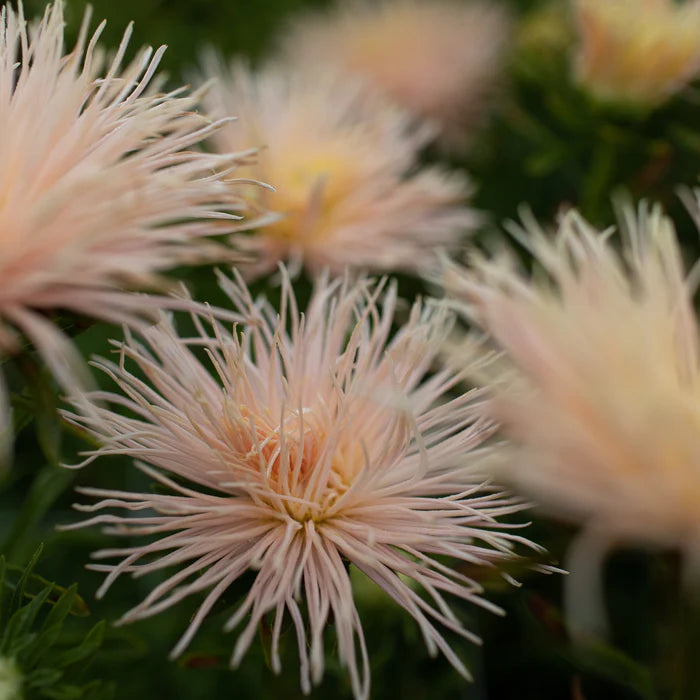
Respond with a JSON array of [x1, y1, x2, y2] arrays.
[[445, 202, 700, 551], [0, 656, 22, 700], [65, 269, 539, 699], [0, 1, 258, 464], [200, 60, 478, 278], [277, 0, 510, 147], [573, 0, 700, 106]]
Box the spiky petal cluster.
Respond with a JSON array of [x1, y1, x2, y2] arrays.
[[65, 270, 535, 699], [573, 0, 700, 106], [0, 1, 255, 447], [276, 0, 510, 147], [445, 203, 700, 550], [200, 61, 477, 279]]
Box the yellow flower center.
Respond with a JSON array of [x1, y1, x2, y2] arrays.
[[222, 402, 365, 521], [257, 137, 367, 247]]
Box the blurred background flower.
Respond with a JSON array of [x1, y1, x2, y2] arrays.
[[445, 202, 700, 550], [573, 0, 700, 107], [199, 60, 477, 278], [444, 200, 700, 648], [277, 0, 511, 149]]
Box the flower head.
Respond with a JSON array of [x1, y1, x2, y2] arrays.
[[573, 0, 700, 106], [277, 0, 511, 148], [0, 1, 255, 454], [0, 657, 22, 700], [445, 203, 700, 549], [200, 60, 477, 278], [66, 269, 537, 699]]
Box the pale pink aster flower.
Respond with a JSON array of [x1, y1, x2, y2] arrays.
[[444, 203, 700, 553], [573, 0, 700, 106], [0, 1, 258, 461], [200, 60, 478, 279], [277, 0, 511, 148], [65, 269, 540, 699]]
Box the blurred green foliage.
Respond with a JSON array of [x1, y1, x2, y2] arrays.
[[0, 546, 112, 699]]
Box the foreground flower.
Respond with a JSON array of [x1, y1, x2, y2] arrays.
[[444, 203, 700, 551], [0, 1, 256, 462], [200, 61, 477, 278], [573, 0, 700, 106], [276, 0, 510, 148], [65, 270, 539, 699]]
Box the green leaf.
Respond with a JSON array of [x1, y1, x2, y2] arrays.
[[54, 621, 106, 669], [12, 585, 52, 641], [9, 545, 43, 614], [0, 555, 6, 626], [3, 569, 89, 619], [23, 665, 64, 689], [2, 464, 76, 560], [5, 630, 38, 657], [16, 355, 62, 466], [21, 585, 81, 668], [575, 639, 657, 700], [41, 586, 80, 634], [1, 608, 35, 654]]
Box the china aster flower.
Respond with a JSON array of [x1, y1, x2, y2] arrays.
[[573, 0, 700, 106], [65, 269, 540, 699], [444, 202, 700, 551], [199, 60, 477, 279], [276, 0, 511, 148], [0, 1, 257, 461]]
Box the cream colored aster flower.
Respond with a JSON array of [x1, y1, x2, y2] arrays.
[[64, 269, 540, 699], [276, 0, 510, 148], [0, 656, 22, 700], [0, 1, 257, 462], [573, 0, 700, 106], [200, 60, 477, 278], [445, 202, 700, 552]]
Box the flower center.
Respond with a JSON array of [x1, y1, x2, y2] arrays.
[[258, 138, 365, 246], [222, 402, 364, 521]]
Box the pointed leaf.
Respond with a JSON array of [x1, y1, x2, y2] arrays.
[[42, 585, 79, 633], [9, 544, 43, 614], [0, 555, 6, 625], [54, 621, 105, 669]]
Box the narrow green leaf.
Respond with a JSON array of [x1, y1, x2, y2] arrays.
[[54, 621, 105, 669], [9, 544, 43, 615], [13, 584, 52, 640], [41, 585, 79, 634], [16, 355, 62, 466], [0, 555, 6, 625], [2, 463, 75, 559], [23, 666, 64, 689], [1, 605, 31, 653], [576, 640, 657, 700], [3, 570, 89, 618]]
